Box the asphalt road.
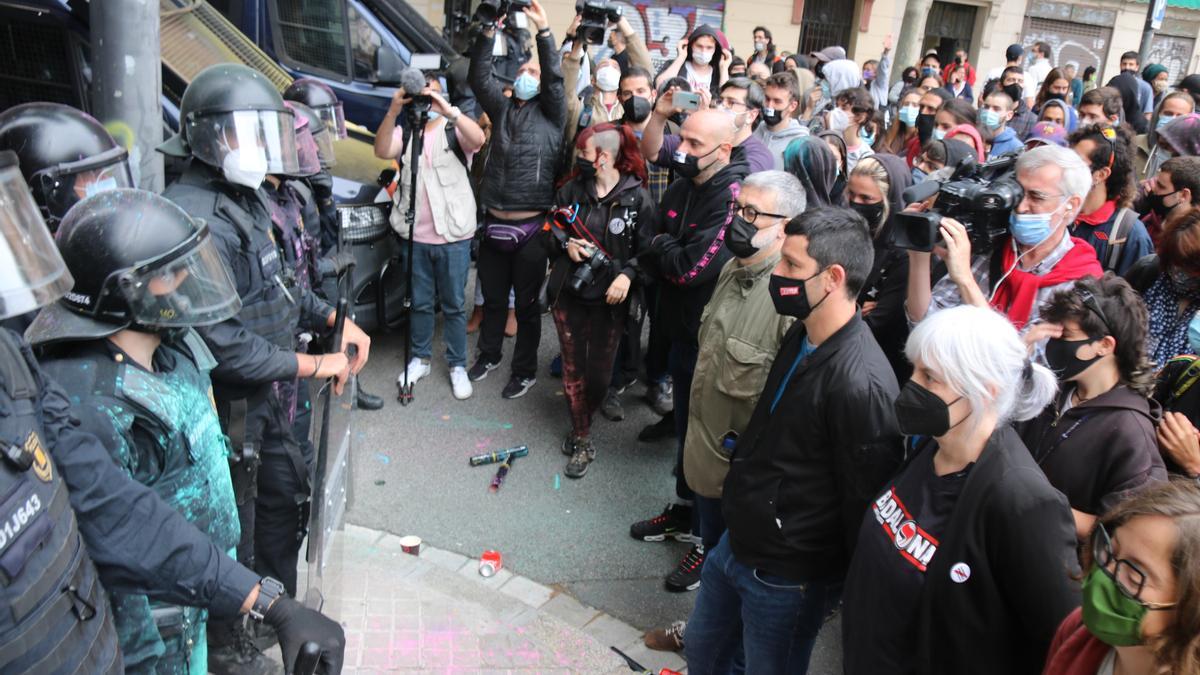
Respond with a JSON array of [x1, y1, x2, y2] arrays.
[[344, 283, 842, 671]]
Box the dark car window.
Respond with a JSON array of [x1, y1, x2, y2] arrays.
[[270, 0, 352, 81], [0, 13, 82, 109]]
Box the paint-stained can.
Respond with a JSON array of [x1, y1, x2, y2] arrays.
[[479, 550, 502, 577]]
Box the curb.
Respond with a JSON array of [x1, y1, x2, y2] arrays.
[[336, 523, 688, 673]]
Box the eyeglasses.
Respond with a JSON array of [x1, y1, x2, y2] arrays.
[[716, 98, 749, 111], [1075, 287, 1113, 336], [727, 200, 787, 224], [1091, 524, 1177, 610]]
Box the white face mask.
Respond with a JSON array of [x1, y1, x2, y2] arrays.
[[754, 40, 767, 53], [221, 147, 268, 189], [692, 49, 714, 66], [595, 66, 620, 93], [829, 107, 851, 133]]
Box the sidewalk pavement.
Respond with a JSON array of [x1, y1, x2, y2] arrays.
[[293, 524, 689, 674]]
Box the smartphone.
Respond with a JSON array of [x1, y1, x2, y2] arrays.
[[674, 91, 700, 112]]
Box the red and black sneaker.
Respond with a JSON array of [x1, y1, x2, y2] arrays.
[[629, 503, 694, 542], [664, 544, 705, 592]]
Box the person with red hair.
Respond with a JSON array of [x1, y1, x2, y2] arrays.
[[549, 123, 656, 478]]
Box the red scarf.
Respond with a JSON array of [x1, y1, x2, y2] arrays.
[[989, 238, 1102, 330]]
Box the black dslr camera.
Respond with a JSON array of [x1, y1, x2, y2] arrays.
[[569, 247, 612, 293], [892, 153, 1023, 253], [576, 0, 622, 45], [475, 0, 532, 27]]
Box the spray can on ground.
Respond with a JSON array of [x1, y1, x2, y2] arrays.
[[468, 445, 529, 467]]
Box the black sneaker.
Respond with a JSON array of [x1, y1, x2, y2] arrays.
[[565, 438, 596, 478], [601, 388, 625, 421], [561, 433, 580, 456], [646, 377, 674, 416], [664, 544, 706, 592], [501, 375, 536, 399], [637, 414, 676, 442], [630, 503, 694, 542], [468, 357, 500, 382]]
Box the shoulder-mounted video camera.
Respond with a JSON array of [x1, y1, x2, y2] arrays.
[[475, 0, 532, 28], [892, 152, 1023, 254], [576, 0, 622, 45]]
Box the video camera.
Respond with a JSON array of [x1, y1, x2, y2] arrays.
[[575, 0, 622, 45], [474, 0, 532, 27], [892, 153, 1023, 254]]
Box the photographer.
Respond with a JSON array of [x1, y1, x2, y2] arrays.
[[548, 123, 654, 478], [562, 10, 651, 154], [468, 0, 566, 399], [905, 145, 1103, 333], [375, 74, 486, 400]]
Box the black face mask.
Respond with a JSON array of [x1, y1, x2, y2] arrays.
[[849, 201, 885, 231], [916, 113, 936, 144], [1044, 337, 1102, 381], [671, 145, 720, 179], [894, 380, 964, 437], [762, 106, 785, 126], [1003, 83, 1024, 106], [622, 95, 652, 124], [769, 270, 828, 319], [1147, 190, 1179, 219], [575, 155, 598, 179], [726, 215, 766, 259]]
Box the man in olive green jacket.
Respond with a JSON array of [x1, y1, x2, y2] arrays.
[[642, 171, 807, 651]]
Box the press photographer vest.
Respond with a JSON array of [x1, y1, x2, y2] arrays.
[[0, 329, 120, 674], [390, 118, 477, 242]]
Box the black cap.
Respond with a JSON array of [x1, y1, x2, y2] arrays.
[[1006, 44, 1024, 62]]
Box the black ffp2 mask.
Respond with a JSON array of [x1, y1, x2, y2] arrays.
[[622, 95, 652, 124]]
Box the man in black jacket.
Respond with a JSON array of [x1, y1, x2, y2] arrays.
[[628, 109, 749, 593], [684, 207, 903, 673], [467, 0, 567, 399]]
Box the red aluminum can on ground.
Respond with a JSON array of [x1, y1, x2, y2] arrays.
[[479, 550, 503, 577]]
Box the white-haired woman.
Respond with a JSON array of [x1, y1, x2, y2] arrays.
[[842, 305, 1081, 675]]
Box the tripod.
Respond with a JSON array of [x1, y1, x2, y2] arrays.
[[397, 105, 430, 406]]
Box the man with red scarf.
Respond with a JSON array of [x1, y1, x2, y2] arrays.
[[905, 145, 1102, 334]]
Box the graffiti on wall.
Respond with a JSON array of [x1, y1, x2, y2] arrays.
[[1149, 35, 1196, 85], [1022, 18, 1111, 79], [608, 0, 726, 73]]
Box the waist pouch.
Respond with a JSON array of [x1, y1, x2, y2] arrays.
[[484, 216, 542, 253]]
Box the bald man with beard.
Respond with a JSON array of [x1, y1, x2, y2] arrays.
[[630, 108, 750, 589]]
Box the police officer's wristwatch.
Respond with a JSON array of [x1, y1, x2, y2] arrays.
[[249, 577, 286, 621]]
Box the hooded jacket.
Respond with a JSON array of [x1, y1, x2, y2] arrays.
[[823, 59, 862, 97], [469, 28, 567, 212], [677, 24, 730, 98], [753, 118, 809, 170], [1017, 384, 1167, 517], [684, 252, 793, 498], [547, 173, 655, 304], [782, 135, 841, 206], [648, 156, 749, 345], [946, 123, 985, 162], [988, 126, 1023, 158], [857, 153, 913, 381]]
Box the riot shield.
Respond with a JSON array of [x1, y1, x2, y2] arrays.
[[303, 295, 354, 611]]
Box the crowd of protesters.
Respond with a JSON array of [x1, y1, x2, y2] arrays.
[[368, 6, 1200, 672]]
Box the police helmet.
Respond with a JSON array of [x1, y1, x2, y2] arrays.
[[286, 100, 337, 169], [26, 189, 242, 346], [158, 64, 299, 179], [282, 101, 323, 177], [0, 103, 134, 228], [283, 78, 348, 140], [0, 150, 74, 320]]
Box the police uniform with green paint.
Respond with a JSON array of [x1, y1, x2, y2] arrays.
[[27, 189, 245, 674]]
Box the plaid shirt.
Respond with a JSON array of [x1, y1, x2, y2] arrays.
[[647, 165, 671, 206]]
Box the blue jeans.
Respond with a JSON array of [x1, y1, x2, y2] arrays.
[[685, 534, 843, 675], [694, 494, 726, 551], [400, 239, 470, 367]]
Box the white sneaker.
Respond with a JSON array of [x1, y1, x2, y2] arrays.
[[398, 358, 431, 386], [450, 366, 473, 400]]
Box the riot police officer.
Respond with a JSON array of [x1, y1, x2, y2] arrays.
[[0, 102, 135, 230], [157, 63, 371, 670], [0, 149, 345, 674], [28, 189, 246, 674], [283, 86, 385, 412]]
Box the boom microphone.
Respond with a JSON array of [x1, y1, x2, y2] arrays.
[[398, 67, 427, 97]]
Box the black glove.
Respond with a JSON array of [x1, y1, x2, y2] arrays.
[[320, 250, 357, 278], [308, 171, 334, 200], [262, 595, 345, 674]]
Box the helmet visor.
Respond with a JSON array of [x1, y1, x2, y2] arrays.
[[312, 127, 337, 168], [117, 227, 241, 327], [314, 102, 347, 140], [0, 162, 73, 319], [33, 145, 135, 222], [188, 109, 300, 175], [293, 124, 322, 177]]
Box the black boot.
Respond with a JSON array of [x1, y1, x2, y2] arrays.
[[356, 382, 384, 410]]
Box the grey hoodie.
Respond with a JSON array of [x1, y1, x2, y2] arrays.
[[753, 118, 810, 170]]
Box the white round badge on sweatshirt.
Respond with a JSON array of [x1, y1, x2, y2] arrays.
[[950, 562, 971, 583]]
